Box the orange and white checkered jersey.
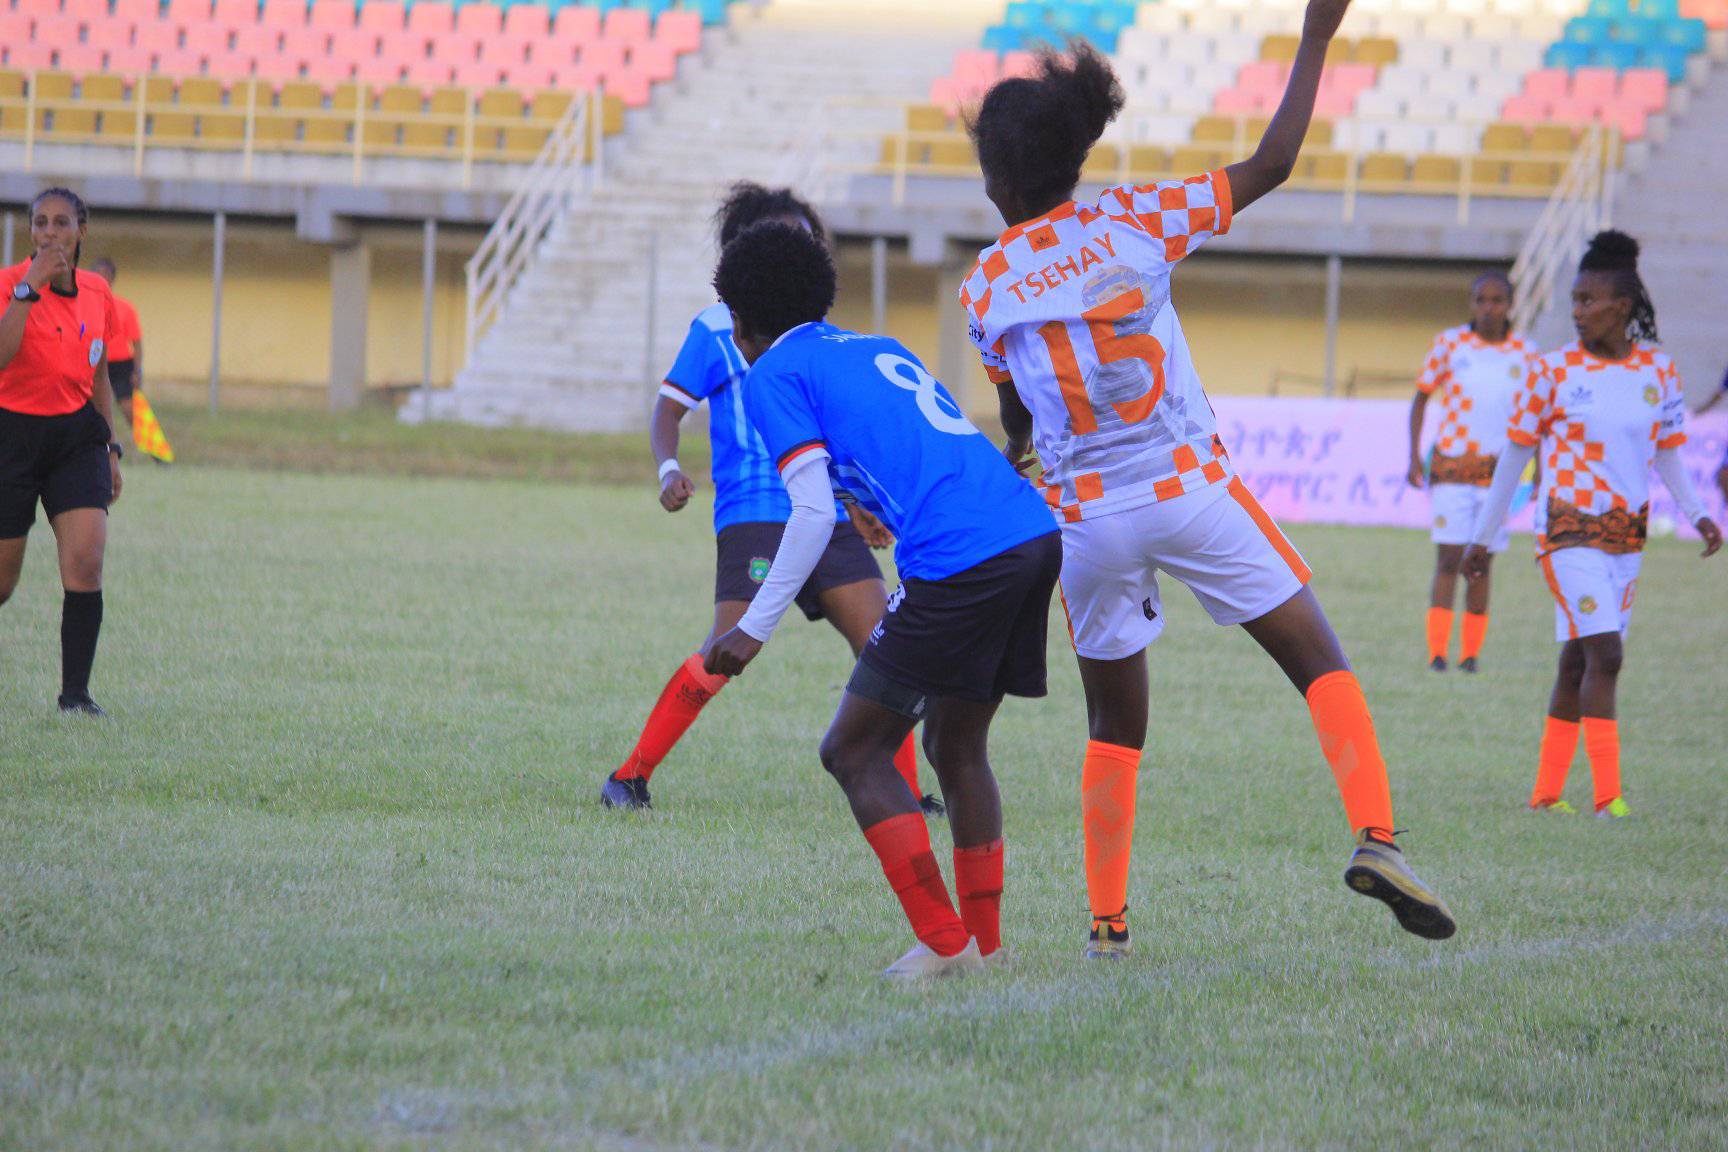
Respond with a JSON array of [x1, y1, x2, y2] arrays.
[[1509, 343, 1687, 556], [1416, 326, 1536, 479], [960, 171, 1234, 523]]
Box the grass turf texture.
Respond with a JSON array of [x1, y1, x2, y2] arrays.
[[2, 458, 1725, 1150]]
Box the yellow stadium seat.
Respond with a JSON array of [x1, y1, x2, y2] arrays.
[[1358, 152, 1410, 186], [906, 104, 949, 133], [360, 119, 397, 150], [498, 123, 551, 159], [0, 71, 23, 138], [376, 85, 423, 114], [529, 91, 572, 122], [1469, 158, 1512, 187], [1352, 37, 1399, 66], [1304, 120, 1333, 149], [301, 116, 351, 153], [329, 84, 366, 116], [601, 93, 624, 135], [878, 136, 905, 168], [1297, 152, 1349, 186], [1509, 159, 1561, 190], [178, 78, 225, 111], [1128, 144, 1171, 179], [150, 111, 198, 143], [81, 75, 127, 103], [1191, 115, 1235, 143], [277, 82, 323, 111], [33, 72, 76, 101], [1324, 39, 1350, 65], [1480, 123, 1529, 155], [51, 106, 99, 139], [200, 111, 246, 145], [83, 76, 136, 139], [926, 136, 974, 171], [252, 111, 298, 146], [1528, 125, 1578, 156], [1081, 143, 1122, 183], [1412, 156, 1463, 187], [428, 88, 468, 117], [1172, 145, 1230, 174], [477, 90, 524, 120], [0, 71, 22, 99], [402, 120, 451, 153], [1261, 35, 1300, 62]]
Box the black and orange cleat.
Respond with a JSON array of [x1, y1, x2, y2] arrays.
[[1344, 831, 1455, 940], [1084, 910, 1131, 960]]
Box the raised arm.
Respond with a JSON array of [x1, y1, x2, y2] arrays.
[[1224, 0, 1351, 213]]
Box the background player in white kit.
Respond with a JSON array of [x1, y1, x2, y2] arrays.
[[1406, 273, 1536, 672], [961, 1, 1454, 958]]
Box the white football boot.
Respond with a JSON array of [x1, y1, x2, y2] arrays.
[[884, 937, 985, 980]]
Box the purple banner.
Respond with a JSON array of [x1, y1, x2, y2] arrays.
[[1212, 397, 1728, 539]]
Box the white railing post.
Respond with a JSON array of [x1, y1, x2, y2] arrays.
[[1510, 127, 1610, 339]]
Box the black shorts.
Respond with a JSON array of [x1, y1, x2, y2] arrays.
[[715, 519, 883, 622], [108, 359, 136, 401], [0, 404, 113, 538], [848, 531, 1062, 717]]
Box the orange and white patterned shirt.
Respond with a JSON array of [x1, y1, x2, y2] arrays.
[[1416, 325, 1535, 487], [1509, 342, 1687, 556], [960, 170, 1233, 523]]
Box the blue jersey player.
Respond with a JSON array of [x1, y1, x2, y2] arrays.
[[602, 186, 932, 813], [705, 222, 1062, 979]]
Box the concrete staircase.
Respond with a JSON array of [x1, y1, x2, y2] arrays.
[[1527, 53, 1728, 403], [419, 0, 994, 431]]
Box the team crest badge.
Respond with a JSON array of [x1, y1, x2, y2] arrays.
[[1435, 515, 1448, 529], [1578, 595, 1598, 615], [89, 339, 104, 368], [748, 557, 771, 583], [1643, 385, 1659, 407]]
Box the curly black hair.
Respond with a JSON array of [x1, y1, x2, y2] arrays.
[[714, 182, 828, 249], [968, 43, 1126, 210], [713, 222, 836, 345], [1579, 229, 1658, 343], [31, 186, 89, 267]]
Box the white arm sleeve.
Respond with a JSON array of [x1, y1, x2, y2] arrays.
[[1470, 441, 1536, 547], [1654, 448, 1706, 525], [736, 453, 837, 643]]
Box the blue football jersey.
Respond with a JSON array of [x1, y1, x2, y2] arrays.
[[660, 304, 844, 532], [744, 322, 1057, 582]]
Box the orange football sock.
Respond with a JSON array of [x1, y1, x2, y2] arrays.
[[862, 812, 970, 956], [893, 731, 921, 800], [953, 839, 1004, 956], [616, 654, 728, 782], [1582, 717, 1621, 811], [1305, 671, 1396, 841], [1426, 607, 1454, 662], [1082, 740, 1141, 921], [1461, 612, 1489, 661], [1531, 716, 1578, 807]]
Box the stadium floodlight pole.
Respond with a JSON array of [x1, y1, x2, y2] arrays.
[[1323, 253, 1342, 398], [421, 217, 437, 419], [211, 211, 227, 415], [871, 236, 888, 335]]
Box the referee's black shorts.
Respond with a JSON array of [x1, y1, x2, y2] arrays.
[[0, 403, 113, 538]]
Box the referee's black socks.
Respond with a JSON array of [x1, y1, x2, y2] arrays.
[[61, 589, 103, 700]]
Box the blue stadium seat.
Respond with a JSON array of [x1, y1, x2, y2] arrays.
[[1589, 41, 1643, 68], [1561, 16, 1616, 44], [1638, 43, 1692, 80], [1545, 41, 1596, 69], [1584, 0, 1631, 17]]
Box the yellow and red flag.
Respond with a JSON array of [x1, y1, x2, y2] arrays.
[[131, 389, 175, 464]]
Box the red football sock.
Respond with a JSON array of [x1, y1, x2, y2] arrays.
[[953, 839, 1004, 957], [893, 731, 922, 800], [616, 654, 728, 782], [862, 812, 969, 957]]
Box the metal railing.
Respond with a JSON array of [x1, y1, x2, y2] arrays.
[[0, 73, 585, 187], [464, 86, 604, 357], [1509, 125, 1616, 338]]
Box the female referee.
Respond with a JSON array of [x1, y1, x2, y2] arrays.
[[959, 0, 1454, 959], [1464, 230, 1721, 817], [0, 187, 123, 715], [600, 184, 932, 813]]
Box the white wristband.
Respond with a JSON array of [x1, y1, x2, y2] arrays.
[[658, 458, 682, 484]]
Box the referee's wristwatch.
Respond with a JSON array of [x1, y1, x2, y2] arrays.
[[107, 442, 123, 460], [11, 282, 40, 303]]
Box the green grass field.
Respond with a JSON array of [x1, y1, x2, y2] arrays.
[[2, 446, 1725, 1150]]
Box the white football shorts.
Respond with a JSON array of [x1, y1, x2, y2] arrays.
[[1430, 482, 1510, 552], [1058, 477, 1311, 661], [1539, 546, 1641, 643]]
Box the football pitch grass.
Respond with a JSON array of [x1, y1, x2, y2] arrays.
[[2, 461, 1725, 1151]]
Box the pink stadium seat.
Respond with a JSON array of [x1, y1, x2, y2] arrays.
[[454, 2, 502, 37], [1572, 67, 1618, 103], [379, 30, 430, 65], [655, 10, 700, 55], [1501, 93, 1550, 122], [608, 68, 652, 107], [1313, 88, 1357, 117], [4, 43, 55, 73], [114, 0, 160, 23], [604, 8, 652, 44], [329, 28, 380, 63], [213, 0, 261, 29], [302, 51, 352, 84], [359, 2, 405, 33], [554, 59, 599, 91], [452, 59, 504, 90], [502, 5, 550, 42], [1001, 51, 1037, 79], [1602, 100, 1648, 139], [33, 15, 86, 50], [87, 22, 137, 53], [525, 39, 575, 69], [955, 50, 999, 82], [1524, 68, 1569, 102], [1546, 96, 1598, 124], [632, 39, 679, 84], [1237, 60, 1288, 95], [235, 25, 282, 60], [280, 26, 329, 59], [106, 44, 152, 74], [185, 25, 233, 58], [354, 55, 403, 87], [262, 0, 307, 27], [135, 23, 184, 55], [252, 53, 304, 82], [0, 12, 33, 42], [168, 0, 214, 23], [1324, 63, 1378, 94], [505, 60, 557, 92], [155, 48, 207, 76], [586, 37, 630, 79], [405, 2, 454, 38], [479, 37, 528, 67], [1212, 87, 1261, 115], [930, 76, 962, 112], [57, 44, 107, 75], [64, 0, 112, 22], [310, 0, 356, 31], [552, 4, 600, 46], [1619, 68, 1668, 112], [203, 50, 249, 81]]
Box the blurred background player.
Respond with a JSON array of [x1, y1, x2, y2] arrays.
[[1406, 273, 1534, 673], [1464, 230, 1721, 818], [704, 222, 1061, 977], [90, 258, 172, 465], [1694, 363, 1728, 507], [601, 184, 933, 813], [0, 188, 124, 715], [961, 4, 1455, 960]]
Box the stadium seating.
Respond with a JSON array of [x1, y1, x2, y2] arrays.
[[0, 0, 756, 166]]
